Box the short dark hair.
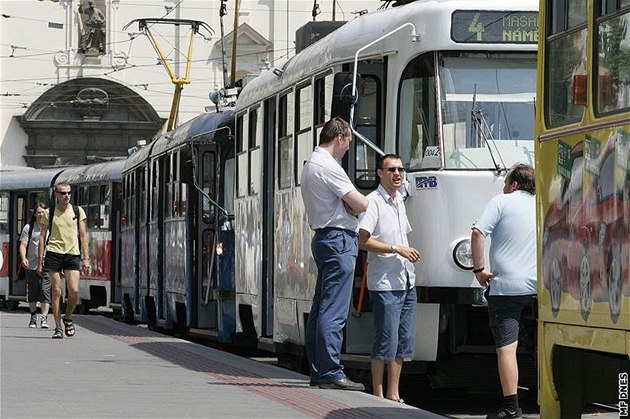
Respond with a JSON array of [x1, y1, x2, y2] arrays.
[[378, 154, 403, 169], [55, 182, 71, 192], [507, 164, 535, 195], [319, 117, 350, 145]]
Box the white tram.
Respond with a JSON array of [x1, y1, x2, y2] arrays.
[[233, 0, 538, 384]]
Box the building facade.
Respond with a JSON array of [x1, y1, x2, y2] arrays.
[[0, 0, 382, 168]]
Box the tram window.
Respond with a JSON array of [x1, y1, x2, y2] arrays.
[[278, 92, 294, 190], [278, 92, 294, 138], [568, 0, 587, 27], [0, 193, 8, 233], [297, 83, 312, 131], [314, 73, 333, 127], [236, 114, 245, 153], [174, 181, 181, 216], [223, 157, 235, 215], [237, 153, 248, 198], [28, 191, 47, 209], [101, 184, 110, 229], [296, 83, 313, 185], [152, 161, 159, 221], [165, 156, 172, 218], [137, 169, 145, 225], [129, 173, 136, 227], [88, 185, 99, 229], [249, 107, 262, 149], [595, 8, 630, 114], [548, 0, 587, 34], [545, 28, 588, 127], [249, 147, 261, 195], [17, 196, 25, 234], [398, 53, 438, 171], [202, 151, 216, 223], [173, 152, 181, 217], [355, 76, 380, 189]]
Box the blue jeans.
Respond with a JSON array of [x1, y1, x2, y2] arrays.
[[370, 287, 417, 361], [306, 228, 358, 383]]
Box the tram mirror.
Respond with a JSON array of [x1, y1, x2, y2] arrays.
[[572, 74, 587, 106], [331, 72, 361, 124], [179, 148, 194, 183]]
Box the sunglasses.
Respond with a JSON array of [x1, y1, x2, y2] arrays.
[[56, 191, 72, 196], [384, 167, 406, 173]]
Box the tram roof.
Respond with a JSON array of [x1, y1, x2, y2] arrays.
[[55, 160, 125, 185], [149, 108, 235, 158], [124, 140, 155, 172], [237, 0, 538, 110], [0, 168, 64, 191]]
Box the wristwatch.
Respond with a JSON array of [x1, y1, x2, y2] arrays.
[[390, 244, 398, 254]]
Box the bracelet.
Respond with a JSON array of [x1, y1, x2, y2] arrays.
[[472, 266, 484, 273]]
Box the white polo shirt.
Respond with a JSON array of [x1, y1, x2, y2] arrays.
[[473, 190, 537, 296], [300, 146, 359, 232], [358, 185, 416, 291]]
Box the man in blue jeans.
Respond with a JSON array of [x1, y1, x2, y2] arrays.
[[301, 117, 368, 390]]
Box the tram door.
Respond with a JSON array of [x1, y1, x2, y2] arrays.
[[9, 193, 27, 298], [344, 60, 386, 354], [195, 145, 219, 328], [261, 98, 276, 336]]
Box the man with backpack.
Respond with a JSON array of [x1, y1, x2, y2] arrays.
[[36, 182, 89, 339]]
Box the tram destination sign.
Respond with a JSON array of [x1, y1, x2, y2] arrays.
[[451, 10, 538, 44]]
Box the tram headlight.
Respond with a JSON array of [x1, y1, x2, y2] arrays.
[[453, 239, 474, 270]]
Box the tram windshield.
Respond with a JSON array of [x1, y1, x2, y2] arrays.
[[399, 52, 536, 170]]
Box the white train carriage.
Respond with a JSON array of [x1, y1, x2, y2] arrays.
[[233, 0, 538, 384]]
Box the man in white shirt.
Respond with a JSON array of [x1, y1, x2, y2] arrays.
[[358, 154, 420, 403], [471, 164, 537, 419], [301, 117, 368, 391]]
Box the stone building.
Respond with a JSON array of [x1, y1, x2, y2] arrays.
[[0, 0, 381, 168]]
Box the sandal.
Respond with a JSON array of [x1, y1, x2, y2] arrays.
[[387, 398, 405, 404], [63, 317, 75, 337], [52, 328, 63, 339]]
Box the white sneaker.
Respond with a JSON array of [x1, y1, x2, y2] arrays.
[[40, 315, 49, 329]]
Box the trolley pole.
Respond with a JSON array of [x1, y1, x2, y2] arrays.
[[230, 0, 240, 87], [219, 0, 229, 88]]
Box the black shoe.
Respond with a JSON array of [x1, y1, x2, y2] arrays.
[[319, 378, 365, 391], [486, 406, 523, 419], [309, 379, 318, 387]]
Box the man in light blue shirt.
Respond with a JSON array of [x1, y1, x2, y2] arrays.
[[471, 164, 536, 419], [358, 154, 420, 403]]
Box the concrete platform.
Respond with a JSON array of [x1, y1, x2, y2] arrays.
[[0, 311, 444, 418]]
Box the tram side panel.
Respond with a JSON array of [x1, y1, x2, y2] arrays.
[[273, 187, 316, 346]]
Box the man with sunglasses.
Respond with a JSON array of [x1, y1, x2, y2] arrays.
[[37, 183, 89, 339], [358, 154, 420, 403], [301, 117, 368, 391]]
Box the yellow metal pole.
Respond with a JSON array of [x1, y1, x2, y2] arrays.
[[146, 28, 177, 82], [168, 84, 184, 131], [183, 29, 195, 82]]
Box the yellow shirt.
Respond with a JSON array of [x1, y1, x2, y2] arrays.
[[41, 206, 87, 255]]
